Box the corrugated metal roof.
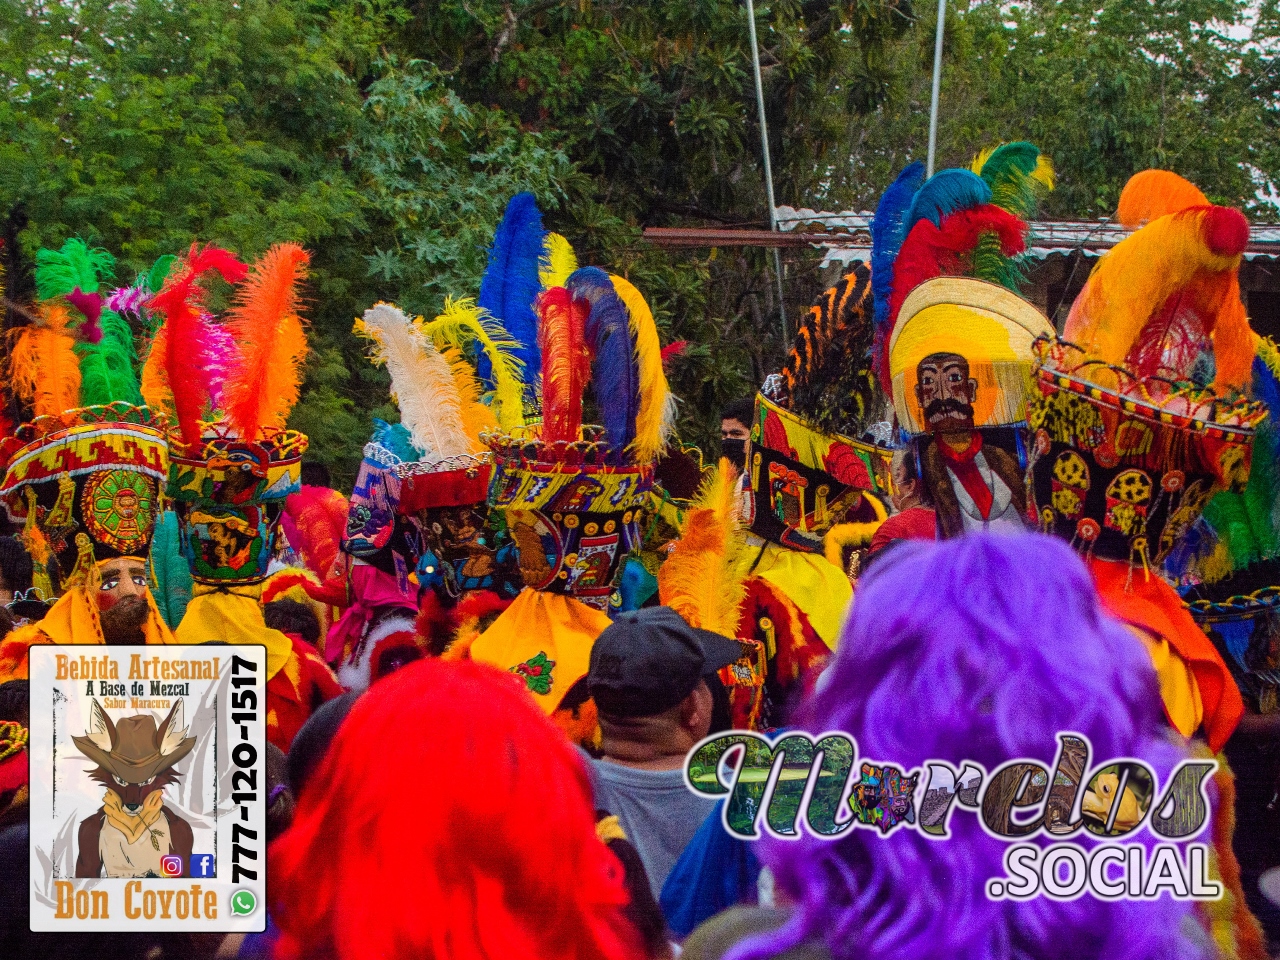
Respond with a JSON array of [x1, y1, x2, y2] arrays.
[[771, 205, 1280, 268]]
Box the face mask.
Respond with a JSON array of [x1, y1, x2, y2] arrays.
[[721, 438, 748, 471]]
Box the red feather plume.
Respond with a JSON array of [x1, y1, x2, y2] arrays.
[[887, 205, 1028, 331], [146, 244, 248, 451], [538, 286, 591, 444]]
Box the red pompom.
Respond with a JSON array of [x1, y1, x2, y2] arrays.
[[1203, 206, 1248, 258]]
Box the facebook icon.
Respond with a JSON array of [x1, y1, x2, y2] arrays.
[[190, 854, 216, 878]]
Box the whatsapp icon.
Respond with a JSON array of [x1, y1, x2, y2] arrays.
[[230, 888, 258, 917]]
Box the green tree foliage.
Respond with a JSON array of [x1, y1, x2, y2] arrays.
[[827, 1, 1280, 217], [4, 0, 1280, 484]]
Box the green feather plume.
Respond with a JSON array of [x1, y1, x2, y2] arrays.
[[77, 312, 144, 406], [34, 238, 114, 300], [971, 142, 1055, 221], [1201, 419, 1280, 573], [35, 238, 141, 405]]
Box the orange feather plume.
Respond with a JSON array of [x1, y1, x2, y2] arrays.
[[1065, 171, 1252, 395], [1116, 170, 1209, 228], [223, 243, 310, 441], [10, 303, 82, 417]]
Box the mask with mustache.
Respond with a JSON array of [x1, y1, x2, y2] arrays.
[[924, 399, 975, 422]]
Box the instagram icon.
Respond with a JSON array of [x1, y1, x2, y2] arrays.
[[159, 855, 183, 877]]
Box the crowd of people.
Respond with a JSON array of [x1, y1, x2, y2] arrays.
[[0, 146, 1278, 959]]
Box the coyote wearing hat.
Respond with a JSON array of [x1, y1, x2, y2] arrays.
[[73, 699, 196, 878]]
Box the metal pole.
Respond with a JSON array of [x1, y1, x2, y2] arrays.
[[927, 0, 947, 177], [745, 0, 789, 346]]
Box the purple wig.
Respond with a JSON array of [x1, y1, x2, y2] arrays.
[[729, 532, 1214, 960]]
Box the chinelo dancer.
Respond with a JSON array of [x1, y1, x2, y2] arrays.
[[0, 239, 175, 680], [143, 242, 341, 751], [326, 297, 525, 689], [1025, 169, 1270, 958], [467, 255, 676, 742]]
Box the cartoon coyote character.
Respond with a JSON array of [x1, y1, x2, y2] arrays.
[[72, 698, 196, 878]]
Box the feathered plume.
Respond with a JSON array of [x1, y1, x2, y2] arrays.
[[566, 267, 640, 462], [64, 289, 104, 344], [605, 275, 676, 463], [77, 310, 143, 407], [149, 510, 193, 629], [782, 263, 878, 434], [222, 243, 309, 441], [371, 419, 422, 461], [1063, 172, 1252, 394], [108, 255, 178, 332], [1195, 344, 1280, 581], [904, 169, 992, 233], [355, 303, 476, 461], [537, 286, 590, 445], [971, 142, 1055, 220], [888, 205, 1029, 324], [540, 233, 578, 290], [145, 244, 248, 450], [657, 459, 749, 638], [871, 162, 926, 388], [34, 239, 114, 301], [420, 297, 526, 431], [282, 485, 350, 582], [1116, 170, 1209, 228], [35, 239, 142, 402], [10, 303, 82, 417], [204, 321, 239, 410], [35, 239, 111, 345], [478, 193, 547, 400]]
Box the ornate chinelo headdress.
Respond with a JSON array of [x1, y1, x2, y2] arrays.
[[471, 226, 676, 716], [147, 243, 311, 587], [0, 403, 169, 593], [485, 266, 675, 610], [1026, 171, 1265, 571], [350, 300, 525, 601], [750, 263, 893, 555]]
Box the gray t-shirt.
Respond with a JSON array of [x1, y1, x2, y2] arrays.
[[585, 754, 719, 901]]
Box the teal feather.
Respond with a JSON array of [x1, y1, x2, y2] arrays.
[[371, 418, 424, 462], [904, 169, 991, 233], [149, 510, 193, 629]]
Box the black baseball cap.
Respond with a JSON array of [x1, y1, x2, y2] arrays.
[[588, 607, 744, 718]]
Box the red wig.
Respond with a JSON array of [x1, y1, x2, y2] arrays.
[[269, 658, 643, 960]]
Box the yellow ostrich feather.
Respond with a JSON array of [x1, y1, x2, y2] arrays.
[[657, 459, 749, 638], [608, 274, 677, 464], [540, 233, 578, 289], [442, 345, 494, 450], [1063, 207, 1251, 393], [419, 297, 526, 432]]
